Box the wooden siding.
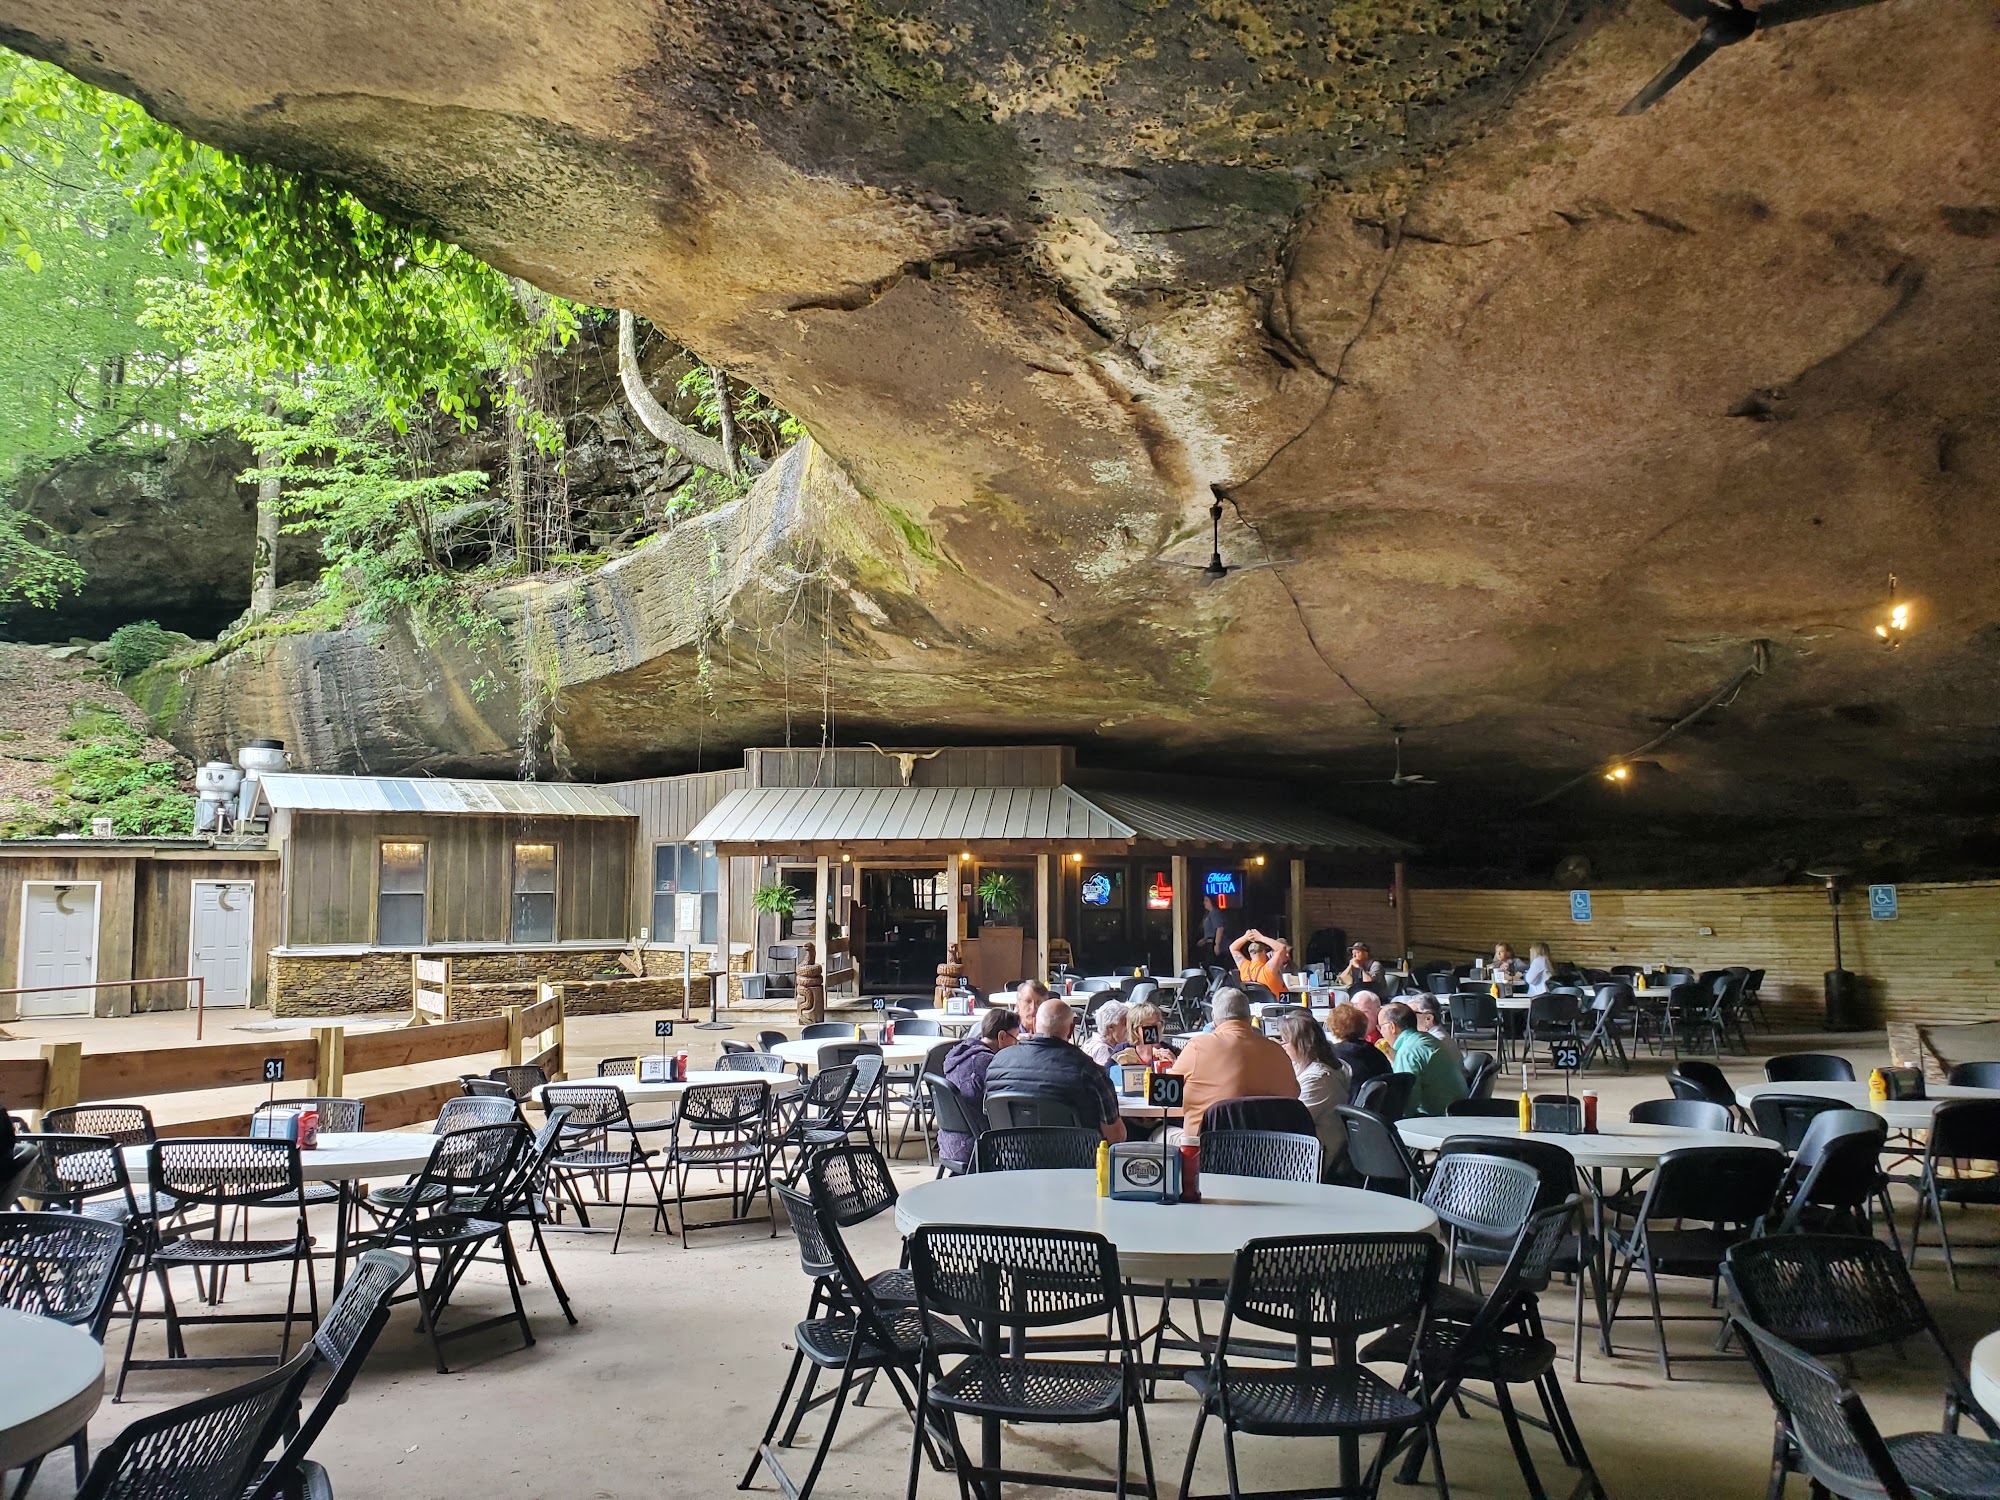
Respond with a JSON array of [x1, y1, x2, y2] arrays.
[[0, 854, 136, 1018], [745, 745, 1070, 790], [282, 811, 633, 946], [603, 769, 746, 933], [130, 858, 283, 1010], [1306, 880, 2000, 1029]]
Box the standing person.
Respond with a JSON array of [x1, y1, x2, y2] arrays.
[[938, 1008, 1021, 1166], [1198, 895, 1233, 965], [1229, 927, 1291, 996], [1014, 978, 1051, 1031], [1081, 1001, 1130, 1067], [1278, 1010, 1349, 1169], [984, 999, 1126, 1143], [1169, 988, 1299, 1140], [1524, 942, 1555, 995], [1336, 942, 1384, 990], [1379, 1001, 1467, 1116], [1327, 1003, 1391, 1087]]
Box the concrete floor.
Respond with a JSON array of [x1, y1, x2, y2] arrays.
[[10, 1013, 1998, 1500]]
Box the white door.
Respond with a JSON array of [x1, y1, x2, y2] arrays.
[[189, 880, 256, 1009], [18, 882, 99, 1017]]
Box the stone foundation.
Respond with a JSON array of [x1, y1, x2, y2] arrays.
[[269, 944, 755, 1017]]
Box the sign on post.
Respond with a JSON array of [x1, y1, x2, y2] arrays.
[[263, 1057, 286, 1083], [654, 1019, 675, 1038], [1868, 884, 1899, 921], [1549, 1041, 1582, 1073], [1144, 1072, 1185, 1109], [1569, 890, 1593, 923]]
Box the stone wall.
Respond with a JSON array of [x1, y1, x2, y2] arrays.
[[269, 942, 754, 1017]]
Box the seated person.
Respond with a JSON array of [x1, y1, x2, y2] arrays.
[[1117, 1001, 1178, 1067], [938, 1007, 1021, 1165], [1082, 1000, 1129, 1067], [1345, 987, 1383, 1038], [1229, 927, 1291, 997], [1015, 977, 1052, 1030], [1335, 942, 1384, 990], [1490, 943, 1526, 980], [984, 998, 1126, 1142], [1524, 942, 1555, 995], [1327, 1001, 1391, 1088], [1379, 1001, 1469, 1116], [1411, 997, 1461, 1065], [1169, 987, 1299, 1140], [1278, 1010, 1349, 1168]]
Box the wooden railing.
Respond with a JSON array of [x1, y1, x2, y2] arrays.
[[0, 993, 565, 1136]]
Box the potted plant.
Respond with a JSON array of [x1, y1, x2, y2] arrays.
[[753, 881, 799, 935], [977, 870, 1025, 923]]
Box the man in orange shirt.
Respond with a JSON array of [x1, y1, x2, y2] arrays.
[[1170, 988, 1300, 1139], [1229, 926, 1291, 996]]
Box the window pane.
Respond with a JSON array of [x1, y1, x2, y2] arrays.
[[700, 891, 718, 946], [380, 842, 427, 894], [512, 892, 556, 944], [695, 846, 717, 892], [654, 844, 677, 894], [652, 890, 674, 939], [513, 843, 556, 894], [378, 892, 425, 946]]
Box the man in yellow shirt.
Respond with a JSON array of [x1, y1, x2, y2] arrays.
[[1229, 926, 1291, 996]]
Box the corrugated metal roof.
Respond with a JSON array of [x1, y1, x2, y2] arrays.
[[1084, 789, 1412, 853], [686, 785, 1134, 845], [259, 774, 636, 819]]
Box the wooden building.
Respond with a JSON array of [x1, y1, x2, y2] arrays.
[[0, 839, 279, 1019]]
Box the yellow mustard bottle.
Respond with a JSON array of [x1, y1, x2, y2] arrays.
[[1518, 1064, 1532, 1131], [1096, 1139, 1111, 1197], [1869, 1068, 1889, 1105]]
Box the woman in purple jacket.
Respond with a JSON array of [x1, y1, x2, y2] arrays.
[[938, 1007, 1021, 1165]]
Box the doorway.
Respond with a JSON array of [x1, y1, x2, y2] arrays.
[[189, 879, 256, 1008], [857, 867, 948, 991], [18, 881, 100, 1016]]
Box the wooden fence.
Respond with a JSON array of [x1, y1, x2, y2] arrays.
[[0, 993, 564, 1136]]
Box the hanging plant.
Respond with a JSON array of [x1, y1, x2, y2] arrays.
[[752, 882, 799, 917], [976, 870, 1025, 922]]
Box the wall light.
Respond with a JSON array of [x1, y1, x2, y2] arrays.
[[1071, 852, 1083, 862], [1253, 855, 1266, 866], [960, 850, 973, 861], [1875, 575, 1910, 649], [1604, 765, 1630, 783], [840, 853, 851, 862]]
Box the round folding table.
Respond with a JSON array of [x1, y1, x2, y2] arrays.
[[0, 1308, 104, 1473], [537, 1071, 799, 1106], [1971, 1331, 2000, 1421], [121, 1130, 439, 1185], [1735, 1079, 2000, 1132], [769, 1038, 936, 1071]]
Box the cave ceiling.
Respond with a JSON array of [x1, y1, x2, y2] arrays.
[[6, 0, 1998, 875]]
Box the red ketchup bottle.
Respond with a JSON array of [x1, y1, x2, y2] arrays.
[[1178, 1143, 1201, 1203]]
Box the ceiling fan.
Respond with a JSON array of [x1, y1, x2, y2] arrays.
[[1154, 484, 1295, 583], [1342, 731, 1438, 787], [1619, 0, 1887, 115]]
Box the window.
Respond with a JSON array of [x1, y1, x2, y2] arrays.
[[653, 843, 718, 945], [511, 843, 557, 943], [377, 842, 428, 946]]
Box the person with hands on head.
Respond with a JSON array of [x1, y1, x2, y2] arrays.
[[1230, 926, 1291, 995]]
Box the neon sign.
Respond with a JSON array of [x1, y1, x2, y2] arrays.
[[1203, 871, 1239, 898], [1146, 873, 1173, 911]]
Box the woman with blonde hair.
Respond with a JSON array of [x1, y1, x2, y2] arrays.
[[1278, 1010, 1348, 1169], [1524, 941, 1555, 995], [1116, 1000, 1177, 1067]]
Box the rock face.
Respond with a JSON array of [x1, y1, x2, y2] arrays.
[[8, 0, 1999, 868]]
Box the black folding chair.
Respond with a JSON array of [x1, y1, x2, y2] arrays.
[[1630, 1098, 1733, 1133], [924, 1074, 982, 1177], [975, 1127, 1100, 1173], [984, 1091, 1083, 1129], [76, 1347, 315, 1500], [1180, 1232, 1441, 1500], [1769, 1111, 1898, 1247], [1336, 1105, 1424, 1197], [1751, 1093, 1852, 1153], [1198, 1130, 1322, 1184], [1765, 1054, 1857, 1083], [666, 1079, 778, 1247], [540, 1082, 674, 1253], [1908, 1099, 2000, 1290]]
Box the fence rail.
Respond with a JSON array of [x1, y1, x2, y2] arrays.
[[0, 974, 211, 1036]]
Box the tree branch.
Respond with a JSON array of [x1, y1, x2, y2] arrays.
[[616, 309, 734, 474]]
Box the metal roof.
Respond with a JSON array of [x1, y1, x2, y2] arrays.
[[258, 774, 636, 819], [1083, 789, 1412, 853], [686, 785, 1134, 846]]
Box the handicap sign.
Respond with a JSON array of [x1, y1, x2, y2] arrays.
[[1569, 890, 1593, 923], [1868, 884, 1898, 921]]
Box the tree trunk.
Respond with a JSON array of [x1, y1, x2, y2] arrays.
[[249, 393, 281, 620], [708, 367, 740, 480], [506, 367, 531, 570], [615, 309, 736, 474]]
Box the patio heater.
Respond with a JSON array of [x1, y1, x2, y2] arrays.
[[1806, 868, 1861, 1030]]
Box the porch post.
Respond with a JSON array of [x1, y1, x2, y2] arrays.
[[814, 853, 830, 970], [1170, 854, 1188, 975], [1035, 853, 1051, 984], [946, 853, 962, 955], [714, 848, 733, 969], [1393, 859, 1410, 964], [1289, 857, 1307, 968]]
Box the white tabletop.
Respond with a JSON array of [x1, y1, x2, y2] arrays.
[[1735, 1079, 2000, 1131], [894, 1167, 1439, 1280], [912, 1008, 982, 1028], [771, 1038, 936, 1069], [0, 1308, 105, 1471], [1971, 1332, 2000, 1423], [1395, 1117, 1783, 1172], [538, 1070, 799, 1106], [122, 1131, 439, 1185]]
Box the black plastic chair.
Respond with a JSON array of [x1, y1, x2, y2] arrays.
[[596, 1055, 641, 1078], [801, 1022, 859, 1042], [1579, 986, 1632, 1072], [1948, 1061, 2000, 1089], [1765, 1054, 1857, 1084], [758, 1030, 790, 1053], [1460, 1050, 1500, 1101], [487, 1065, 550, 1101], [459, 1076, 515, 1099], [1769, 1111, 1898, 1246], [41, 1105, 156, 1148], [0, 1211, 128, 1494], [116, 1137, 321, 1400], [1751, 1092, 1852, 1153], [1421, 1151, 1541, 1294], [1179, 1232, 1441, 1500], [1724, 1234, 2000, 1500], [1668, 1060, 1740, 1116], [1908, 1099, 2000, 1290], [1198, 1129, 1322, 1184], [76, 1346, 316, 1500], [909, 1224, 1156, 1500], [983, 1091, 1083, 1129], [772, 1064, 860, 1185], [1629, 1097, 1733, 1133], [974, 1126, 1100, 1173], [1606, 1145, 1788, 1376], [1354, 1073, 1417, 1123], [1201, 1095, 1316, 1137], [924, 1074, 982, 1177], [246, 1247, 416, 1500], [350, 1121, 532, 1374], [1734, 1312, 2000, 1500], [1447, 1099, 1522, 1118], [717, 1051, 790, 1074], [1448, 991, 1501, 1055], [666, 1079, 778, 1248], [1335, 1104, 1423, 1197], [541, 1082, 674, 1252], [12, 1132, 146, 1226]]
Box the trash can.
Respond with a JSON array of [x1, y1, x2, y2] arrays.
[[1824, 968, 1862, 1031], [740, 972, 770, 1001]]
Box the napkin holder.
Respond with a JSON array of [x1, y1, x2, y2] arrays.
[[1529, 1095, 1585, 1135], [1108, 1141, 1182, 1203]]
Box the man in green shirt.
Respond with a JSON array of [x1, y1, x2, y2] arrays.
[[1380, 1002, 1468, 1116]]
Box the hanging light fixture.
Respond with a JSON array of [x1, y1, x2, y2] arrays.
[[1603, 765, 1630, 783], [1875, 575, 1910, 649]]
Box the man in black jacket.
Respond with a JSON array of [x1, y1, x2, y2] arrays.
[[984, 999, 1126, 1143]]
